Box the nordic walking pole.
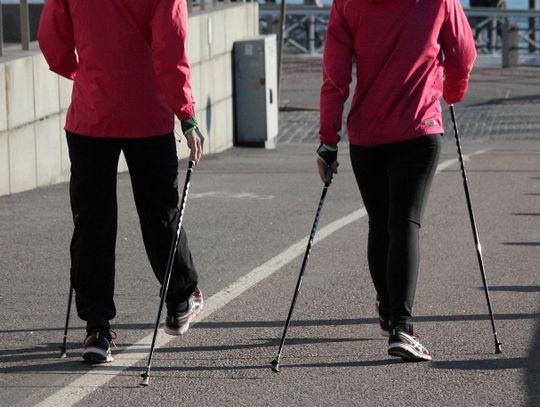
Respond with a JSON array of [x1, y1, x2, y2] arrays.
[[271, 167, 334, 373], [449, 104, 502, 354], [59, 284, 74, 358], [140, 152, 198, 386], [140, 158, 196, 386]]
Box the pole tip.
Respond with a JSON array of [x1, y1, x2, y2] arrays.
[[495, 342, 502, 354], [60, 351, 67, 359], [140, 374, 150, 387], [271, 359, 280, 373]]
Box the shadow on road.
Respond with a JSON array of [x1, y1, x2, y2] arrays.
[[432, 357, 527, 370], [156, 336, 374, 355], [2, 311, 538, 368], [140, 358, 402, 374], [0, 343, 63, 364], [488, 285, 540, 293], [502, 242, 540, 246], [0, 355, 401, 378], [468, 94, 540, 107], [431, 307, 540, 407], [525, 311, 540, 407], [0, 335, 375, 368], [2, 312, 538, 405], [1, 313, 539, 334], [441, 169, 540, 173]]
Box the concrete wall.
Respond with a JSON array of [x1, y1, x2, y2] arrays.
[[0, 2, 259, 197]]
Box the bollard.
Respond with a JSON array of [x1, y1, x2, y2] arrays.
[[502, 19, 519, 68], [308, 14, 315, 55], [0, 4, 3, 57], [20, 0, 30, 51]]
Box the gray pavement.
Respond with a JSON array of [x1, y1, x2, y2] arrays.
[[0, 56, 539, 406], [279, 56, 540, 143]]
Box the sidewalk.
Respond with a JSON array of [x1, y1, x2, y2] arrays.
[[278, 55, 540, 144]]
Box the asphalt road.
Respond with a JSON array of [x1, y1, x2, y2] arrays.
[[1, 56, 539, 407], [1, 136, 539, 406]]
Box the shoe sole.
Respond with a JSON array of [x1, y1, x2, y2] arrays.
[[164, 301, 203, 336], [388, 343, 432, 362], [82, 347, 113, 364]]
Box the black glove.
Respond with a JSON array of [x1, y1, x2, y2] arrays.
[[316, 143, 338, 168]]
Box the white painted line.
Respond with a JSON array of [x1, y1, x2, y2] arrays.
[[190, 191, 275, 200], [437, 150, 485, 172], [35, 154, 478, 406], [36, 210, 369, 407]]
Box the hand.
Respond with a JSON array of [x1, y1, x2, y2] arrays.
[[316, 144, 338, 182], [185, 128, 204, 166], [317, 160, 338, 182], [443, 78, 467, 105]]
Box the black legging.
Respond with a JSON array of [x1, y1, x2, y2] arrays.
[[67, 132, 198, 333], [350, 134, 441, 330]]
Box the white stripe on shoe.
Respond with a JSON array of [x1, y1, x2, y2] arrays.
[[82, 347, 113, 363], [388, 342, 432, 362], [164, 292, 204, 336]]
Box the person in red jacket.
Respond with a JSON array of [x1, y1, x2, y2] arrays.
[[317, 0, 476, 361], [38, 0, 204, 363]]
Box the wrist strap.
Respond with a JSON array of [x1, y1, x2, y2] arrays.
[[181, 118, 199, 136]]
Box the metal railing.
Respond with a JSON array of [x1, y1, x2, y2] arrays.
[[0, 0, 256, 57], [0, 0, 31, 56], [468, 8, 540, 53], [187, 0, 239, 13], [260, 5, 540, 57], [2, 1, 537, 60]]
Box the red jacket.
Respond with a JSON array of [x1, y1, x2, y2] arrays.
[[320, 0, 476, 147], [38, 0, 195, 138]]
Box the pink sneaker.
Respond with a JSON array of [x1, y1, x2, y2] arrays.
[[82, 329, 116, 363], [164, 288, 203, 336]]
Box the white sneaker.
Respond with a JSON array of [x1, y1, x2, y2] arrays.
[[164, 288, 203, 336], [388, 329, 432, 361]]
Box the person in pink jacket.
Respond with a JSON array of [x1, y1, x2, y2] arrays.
[[38, 0, 204, 363], [316, 0, 476, 361]]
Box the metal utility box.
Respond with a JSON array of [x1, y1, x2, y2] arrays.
[[233, 35, 278, 149]]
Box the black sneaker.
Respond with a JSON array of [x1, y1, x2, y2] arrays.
[[375, 297, 390, 337], [82, 329, 115, 363], [164, 288, 203, 336], [388, 328, 431, 362]]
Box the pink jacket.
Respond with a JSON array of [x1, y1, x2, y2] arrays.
[[320, 0, 476, 147], [38, 0, 195, 138]]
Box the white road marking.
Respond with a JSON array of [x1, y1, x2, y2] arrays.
[[437, 150, 486, 171], [190, 191, 275, 200], [35, 154, 481, 406]]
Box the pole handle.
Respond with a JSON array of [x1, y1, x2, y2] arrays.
[[324, 166, 333, 185]]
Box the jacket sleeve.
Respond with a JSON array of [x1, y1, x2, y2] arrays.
[[37, 0, 77, 80], [151, 0, 195, 121], [319, 0, 354, 147], [440, 0, 477, 104]]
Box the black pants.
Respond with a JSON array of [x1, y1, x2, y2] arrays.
[[67, 131, 198, 333], [350, 135, 441, 330]]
